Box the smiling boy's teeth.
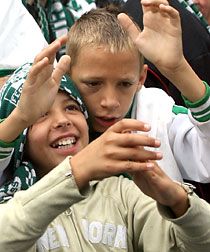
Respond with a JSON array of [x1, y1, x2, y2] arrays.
[[53, 137, 76, 148]]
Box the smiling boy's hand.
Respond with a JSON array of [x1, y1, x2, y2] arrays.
[[71, 119, 162, 189], [0, 36, 71, 143], [132, 161, 189, 217], [16, 36, 70, 127]]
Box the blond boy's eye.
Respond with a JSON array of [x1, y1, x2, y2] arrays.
[[84, 81, 101, 87], [120, 81, 133, 87]]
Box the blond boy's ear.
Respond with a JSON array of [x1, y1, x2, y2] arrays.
[[137, 64, 147, 91]]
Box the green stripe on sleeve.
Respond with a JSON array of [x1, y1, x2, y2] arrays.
[[192, 113, 210, 122], [0, 153, 12, 159], [183, 81, 210, 108], [0, 139, 16, 148], [181, 82, 210, 122], [191, 105, 210, 116]]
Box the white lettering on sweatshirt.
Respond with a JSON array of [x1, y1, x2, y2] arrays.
[[82, 218, 127, 249], [37, 224, 70, 251]]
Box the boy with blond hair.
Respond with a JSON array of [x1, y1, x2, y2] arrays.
[[66, 0, 210, 183]]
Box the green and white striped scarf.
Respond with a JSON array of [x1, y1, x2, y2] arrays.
[[0, 63, 87, 203], [178, 0, 210, 33], [23, 0, 76, 58], [66, 0, 96, 20]]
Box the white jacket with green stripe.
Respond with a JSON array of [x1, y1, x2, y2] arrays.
[[131, 83, 210, 182], [0, 157, 210, 251], [0, 83, 210, 185]]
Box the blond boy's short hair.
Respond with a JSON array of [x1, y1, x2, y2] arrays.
[[66, 7, 144, 69]]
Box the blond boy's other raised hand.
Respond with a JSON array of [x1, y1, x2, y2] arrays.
[[118, 0, 183, 73], [118, 0, 206, 102]]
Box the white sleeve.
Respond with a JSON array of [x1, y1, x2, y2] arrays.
[[169, 111, 210, 182], [134, 87, 210, 183]]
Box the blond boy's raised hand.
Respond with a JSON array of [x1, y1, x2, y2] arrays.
[[118, 0, 206, 102], [118, 0, 183, 73]]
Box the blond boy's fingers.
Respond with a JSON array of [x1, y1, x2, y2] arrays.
[[159, 4, 180, 20], [141, 0, 169, 6], [141, 0, 179, 20], [118, 13, 141, 43], [141, 0, 169, 16]]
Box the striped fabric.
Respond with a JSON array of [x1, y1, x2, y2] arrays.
[[178, 0, 210, 33], [183, 82, 210, 122]]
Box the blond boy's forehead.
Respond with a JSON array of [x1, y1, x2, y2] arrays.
[[70, 43, 143, 69]]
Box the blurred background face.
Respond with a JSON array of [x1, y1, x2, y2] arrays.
[[193, 0, 210, 23], [26, 92, 89, 178], [71, 46, 146, 133]]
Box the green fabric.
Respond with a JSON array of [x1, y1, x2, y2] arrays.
[[45, 0, 75, 58], [172, 105, 188, 115], [22, 0, 75, 59], [0, 138, 16, 149], [0, 131, 15, 160], [190, 105, 210, 116], [37, 0, 50, 42], [66, 0, 96, 20], [0, 69, 16, 78], [0, 62, 87, 203], [183, 81, 210, 108], [178, 0, 210, 33], [192, 113, 210, 122], [182, 82, 210, 122]]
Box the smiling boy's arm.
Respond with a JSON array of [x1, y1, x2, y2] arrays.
[[0, 36, 70, 143], [132, 161, 190, 217], [118, 0, 206, 103]]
